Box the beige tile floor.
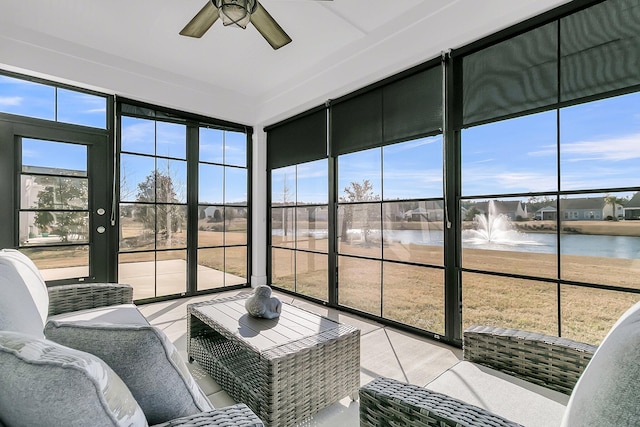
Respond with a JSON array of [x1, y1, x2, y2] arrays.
[[137, 288, 463, 427]]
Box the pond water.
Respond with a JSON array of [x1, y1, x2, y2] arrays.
[[275, 228, 640, 260]]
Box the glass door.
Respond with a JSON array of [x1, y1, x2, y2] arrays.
[[15, 124, 111, 283]]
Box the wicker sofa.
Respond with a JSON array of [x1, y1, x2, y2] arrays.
[[360, 302, 640, 427], [0, 248, 263, 427]]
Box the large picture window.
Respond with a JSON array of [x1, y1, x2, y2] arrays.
[[337, 137, 445, 335], [118, 115, 188, 299], [262, 0, 640, 346], [117, 104, 249, 300], [271, 160, 329, 301], [197, 127, 248, 291], [458, 0, 640, 344], [268, 108, 329, 302]]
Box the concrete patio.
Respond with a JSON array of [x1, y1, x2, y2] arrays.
[[137, 288, 463, 427]]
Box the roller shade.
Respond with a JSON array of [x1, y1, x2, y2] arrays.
[[462, 0, 640, 126], [383, 67, 442, 142], [462, 22, 558, 126], [560, 0, 640, 102], [331, 66, 443, 156], [267, 108, 327, 170], [331, 88, 383, 156]]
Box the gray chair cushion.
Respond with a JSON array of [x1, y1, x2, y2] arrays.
[[45, 321, 214, 425], [426, 361, 568, 427], [0, 330, 147, 427], [561, 301, 640, 426], [49, 303, 150, 325]]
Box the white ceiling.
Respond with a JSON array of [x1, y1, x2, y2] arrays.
[[0, 0, 571, 127]]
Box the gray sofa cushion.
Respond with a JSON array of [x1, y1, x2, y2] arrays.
[[0, 330, 147, 427], [561, 301, 640, 426], [426, 361, 568, 427], [45, 321, 214, 425]]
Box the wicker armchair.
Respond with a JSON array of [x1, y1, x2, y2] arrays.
[[152, 404, 263, 426], [463, 326, 596, 394], [360, 325, 599, 427], [46, 282, 134, 315], [1, 249, 265, 427]]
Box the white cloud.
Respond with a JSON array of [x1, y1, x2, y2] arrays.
[[495, 172, 557, 191], [527, 144, 556, 157], [384, 136, 441, 153], [122, 122, 154, 142], [296, 165, 327, 180], [0, 96, 22, 107], [562, 134, 640, 162], [383, 168, 442, 182], [463, 167, 557, 194], [465, 158, 495, 165], [22, 149, 39, 159]]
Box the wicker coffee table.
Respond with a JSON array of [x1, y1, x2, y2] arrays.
[[187, 295, 360, 427]]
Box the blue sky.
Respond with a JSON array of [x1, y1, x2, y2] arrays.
[[5, 73, 638, 207], [22, 139, 87, 174], [2, 74, 248, 205], [120, 116, 247, 204], [273, 91, 640, 204], [272, 136, 444, 205], [463, 91, 640, 196], [0, 75, 106, 128]]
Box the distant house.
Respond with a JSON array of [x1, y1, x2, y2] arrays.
[[404, 207, 428, 221], [404, 200, 444, 222], [560, 197, 623, 221], [473, 200, 528, 220], [386, 206, 405, 221], [534, 206, 557, 220], [623, 193, 640, 220]]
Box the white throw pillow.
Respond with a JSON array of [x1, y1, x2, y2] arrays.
[[0, 249, 49, 338]]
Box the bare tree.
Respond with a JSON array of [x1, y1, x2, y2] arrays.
[[340, 179, 379, 203], [281, 175, 292, 239], [135, 171, 184, 246], [339, 179, 380, 244]]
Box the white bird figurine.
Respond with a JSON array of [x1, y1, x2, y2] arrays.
[[245, 285, 282, 319]]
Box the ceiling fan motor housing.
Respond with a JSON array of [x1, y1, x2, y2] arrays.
[[213, 0, 258, 28]]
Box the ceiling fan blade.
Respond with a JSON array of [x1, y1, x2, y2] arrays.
[[251, 2, 292, 50], [179, 2, 219, 38]]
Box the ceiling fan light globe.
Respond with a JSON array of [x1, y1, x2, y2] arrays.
[[217, 0, 255, 29]]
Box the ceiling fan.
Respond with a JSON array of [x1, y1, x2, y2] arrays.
[[180, 0, 333, 50]]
